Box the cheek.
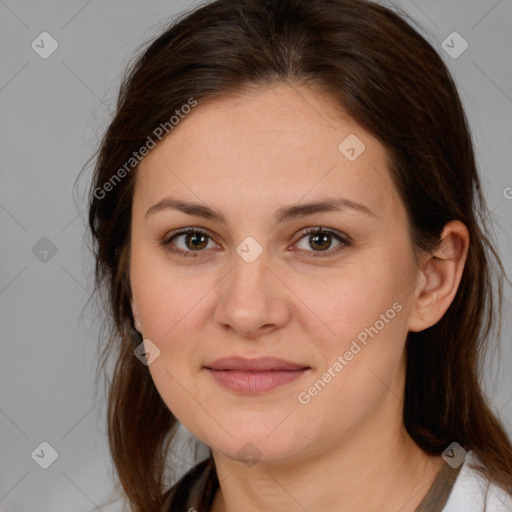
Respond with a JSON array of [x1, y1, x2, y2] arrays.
[[302, 257, 412, 412], [287, 255, 412, 414], [129, 252, 217, 415], [289, 258, 408, 355], [130, 246, 214, 342], [293, 291, 407, 438]]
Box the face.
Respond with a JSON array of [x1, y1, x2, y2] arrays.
[[129, 84, 423, 465]]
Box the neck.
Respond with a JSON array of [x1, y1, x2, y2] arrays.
[[209, 374, 443, 512]]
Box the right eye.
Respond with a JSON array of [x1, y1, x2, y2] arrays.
[[161, 228, 220, 257]]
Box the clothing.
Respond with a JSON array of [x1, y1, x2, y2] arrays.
[[415, 459, 463, 512], [160, 457, 217, 512], [441, 451, 512, 511], [160, 450, 512, 511]]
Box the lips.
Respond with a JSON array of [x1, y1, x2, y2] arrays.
[[203, 357, 310, 394], [205, 356, 308, 372]]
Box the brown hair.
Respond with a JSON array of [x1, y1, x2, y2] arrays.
[[84, 0, 512, 510]]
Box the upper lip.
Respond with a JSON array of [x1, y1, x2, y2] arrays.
[[204, 356, 309, 371]]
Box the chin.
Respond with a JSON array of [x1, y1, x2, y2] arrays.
[[204, 421, 309, 466], [212, 437, 301, 466]]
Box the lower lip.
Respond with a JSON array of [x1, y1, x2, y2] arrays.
[[204, 368, 309, 394]]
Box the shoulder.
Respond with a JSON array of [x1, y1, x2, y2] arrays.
[[443, 451, 512, 512]]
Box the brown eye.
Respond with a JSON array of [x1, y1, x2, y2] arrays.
[[295, 227, 350, 256], [309, 232, 332, 251], [183, 231, 208, 250], [162, 228, 217, 257]]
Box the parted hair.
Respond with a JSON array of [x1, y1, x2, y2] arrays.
[[85, 0, 512, 510]]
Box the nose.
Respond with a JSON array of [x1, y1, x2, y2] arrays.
[[213, 248, 291, 339]]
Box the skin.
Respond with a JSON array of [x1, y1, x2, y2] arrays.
[[129, 83, 469, 512]]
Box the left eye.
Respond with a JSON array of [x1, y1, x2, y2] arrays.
[[162, 227, 350, 257], [295, 227, 349, 255]]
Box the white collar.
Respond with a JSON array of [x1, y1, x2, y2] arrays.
[[443, 450, 512, 511]]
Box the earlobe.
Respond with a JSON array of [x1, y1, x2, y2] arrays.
[[407, 220, 469, 333]]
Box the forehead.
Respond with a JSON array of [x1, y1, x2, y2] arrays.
[[134, 84, 403, 222]]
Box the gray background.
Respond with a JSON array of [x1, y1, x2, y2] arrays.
[[1, 1, 511, 511]]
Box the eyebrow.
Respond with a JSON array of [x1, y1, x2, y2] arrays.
[[145, 195, 376, 223]]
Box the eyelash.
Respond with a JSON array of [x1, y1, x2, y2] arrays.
[[161, 226, 351, 258]]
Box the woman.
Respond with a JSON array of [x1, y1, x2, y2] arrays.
[[86, 0, 512, 510]]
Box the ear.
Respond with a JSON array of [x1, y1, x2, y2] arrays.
[[407, 220, 469, 333], [131, 299, 142, 333]]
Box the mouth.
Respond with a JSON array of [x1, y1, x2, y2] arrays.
[[203, 356, 311, 394]]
